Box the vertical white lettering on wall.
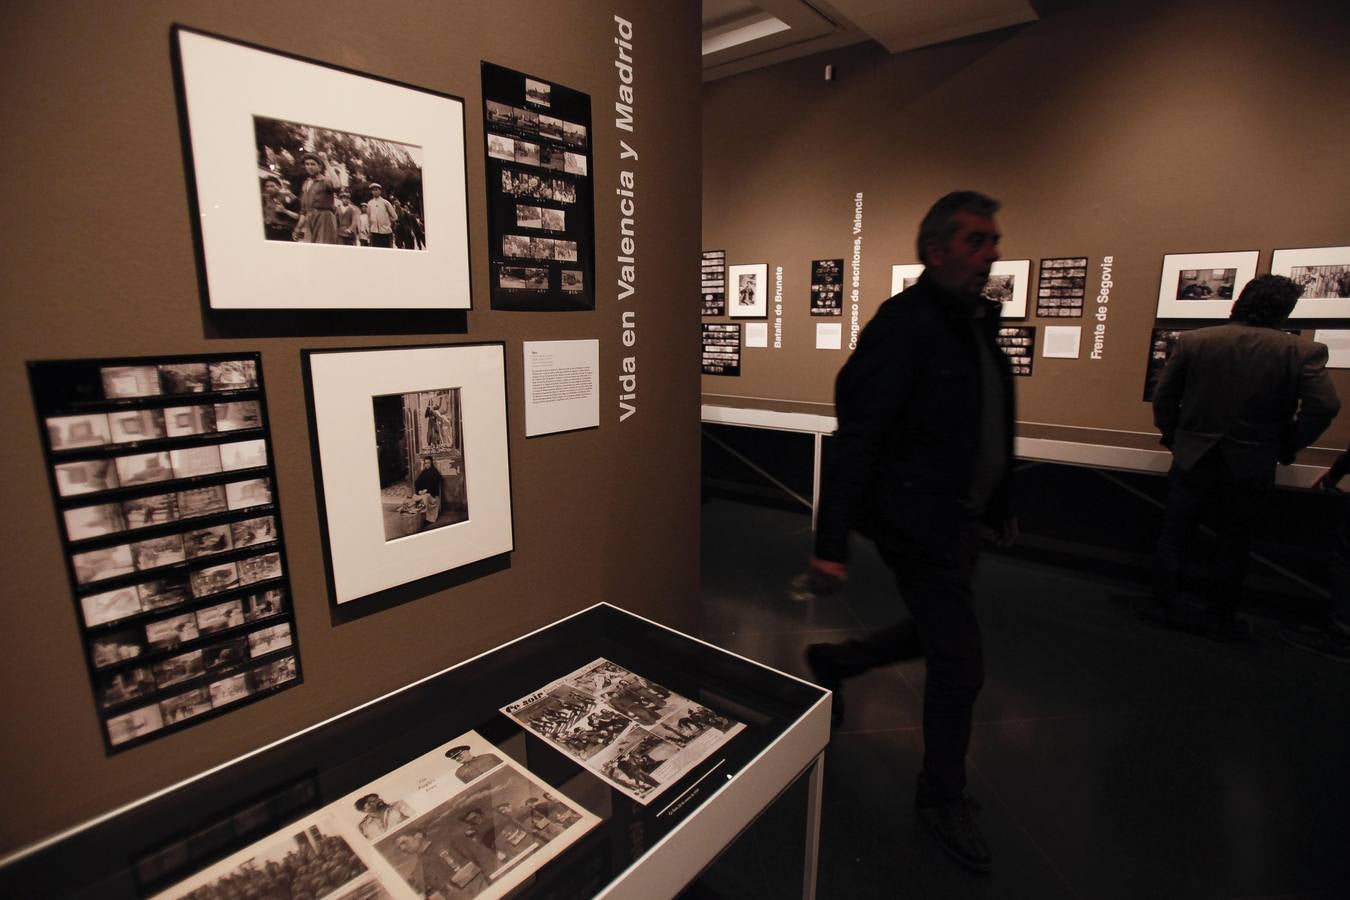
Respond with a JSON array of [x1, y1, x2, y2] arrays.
[[1090, 255, 1115, 360], [615, 14, 639, 421], [849, 192, 863, 350], [773, 266, 783, 348]]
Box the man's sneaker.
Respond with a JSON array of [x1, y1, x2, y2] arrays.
[[1201, 609, 1253, 641], [1279, 623, 1350, 663], [1137, 598, 1206, 634], [805, 643, 846, 727], [917, 797, 991, 873]]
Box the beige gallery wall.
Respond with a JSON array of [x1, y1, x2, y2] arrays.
[[0, 0, 700, 854], [703, 0, 1350, 453]]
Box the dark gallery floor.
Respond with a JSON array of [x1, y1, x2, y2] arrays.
[[683, 491, 1350, 900]]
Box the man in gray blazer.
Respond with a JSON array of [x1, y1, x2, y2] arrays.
[[1148, 274, 1339, 636]]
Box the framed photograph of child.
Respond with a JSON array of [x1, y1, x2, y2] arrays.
[[303, 343, 513, 605]]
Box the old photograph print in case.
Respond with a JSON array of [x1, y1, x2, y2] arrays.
[[502, 658, 745, 804]]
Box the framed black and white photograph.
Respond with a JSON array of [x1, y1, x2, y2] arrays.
[[1271, 246, 1350, 319], [28, 351, 302, 753], [727, 263, 767, 318], [984, 259, 1030, 319], [482, 62, 595, 311], [64, 503, 127, 541], [890, 263, 924, 295], [1154, 251, 1258, 319], [304, 344, 513, 605], [173, 26, 470, 310]]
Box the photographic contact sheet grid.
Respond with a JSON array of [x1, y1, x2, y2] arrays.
[[29, 352, 302, 753]]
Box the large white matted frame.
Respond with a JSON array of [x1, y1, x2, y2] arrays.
[[304, 343, 512, 605], [173, 26, 471, 310]]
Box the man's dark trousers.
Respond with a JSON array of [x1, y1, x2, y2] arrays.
[[831, 524, 985, 805], [1154, 448, 1272, 612]]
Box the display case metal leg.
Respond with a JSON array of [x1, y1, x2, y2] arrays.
[[811, 432, 823, 533], [803, 752, 824, 900]]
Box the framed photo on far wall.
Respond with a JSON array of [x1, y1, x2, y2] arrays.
[[303, 344, 513, 605], [1154, 250, 1258, 319], [727, 263, 768, 318], [172, 26, 470, 310], [984, 259, 1030, 319], [890, 263, 924, 296], [1271, 246, 1350, 319]]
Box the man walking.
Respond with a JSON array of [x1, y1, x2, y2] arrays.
[[1148, 274, 1339, 636], [805, 191, 1015, 873]]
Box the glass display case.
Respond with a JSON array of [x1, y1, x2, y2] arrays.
[[0, 603, 829, 899]]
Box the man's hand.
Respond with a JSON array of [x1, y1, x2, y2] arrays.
[[1314, 469, 1344, 493], [976, 517, 1019, 548]]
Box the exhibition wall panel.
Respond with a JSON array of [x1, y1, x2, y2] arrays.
[[0, 1, 700, 855], [701, 0, 1350, 456]]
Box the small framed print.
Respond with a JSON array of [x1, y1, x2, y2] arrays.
[[46, 414, 111, 451], [727, 264, 768, 318], [214, 400, 261, 432], [55, 459, 119, 497], [163, 405, 216, 438], [64, 503, 127, 541], [890, 263, 924, 295], [304, 343, 513, 605], [81, 587, 143, 628], [101, 366, 162, 399], [1155, 250, 1259, 319], [984, 259, 1030, 319], [173, 26, 470, 310], [218, 439, 267, 472], [108, 409, 167, 444], [1271, 246, 1350, 319], [116, 451, 175, 488]]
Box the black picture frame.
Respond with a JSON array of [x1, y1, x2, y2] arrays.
[[28, 352, 302, 754], [172, 25, 472, 312], [481, 62, 596, 311]]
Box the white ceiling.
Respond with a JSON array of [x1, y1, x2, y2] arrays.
[[702, 0, 1039, 80]]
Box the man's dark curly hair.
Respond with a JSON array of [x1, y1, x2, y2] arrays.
[[1229, 274, 1304, 326], [916, 191, 1000, 264]]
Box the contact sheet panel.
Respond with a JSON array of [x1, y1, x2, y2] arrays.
[[29, 353, 301, 753], [482, 62, 595, 311]]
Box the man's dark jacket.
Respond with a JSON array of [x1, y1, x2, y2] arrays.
[[1152, 322, 1339, 477], [814, 274, 1016, 567]]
